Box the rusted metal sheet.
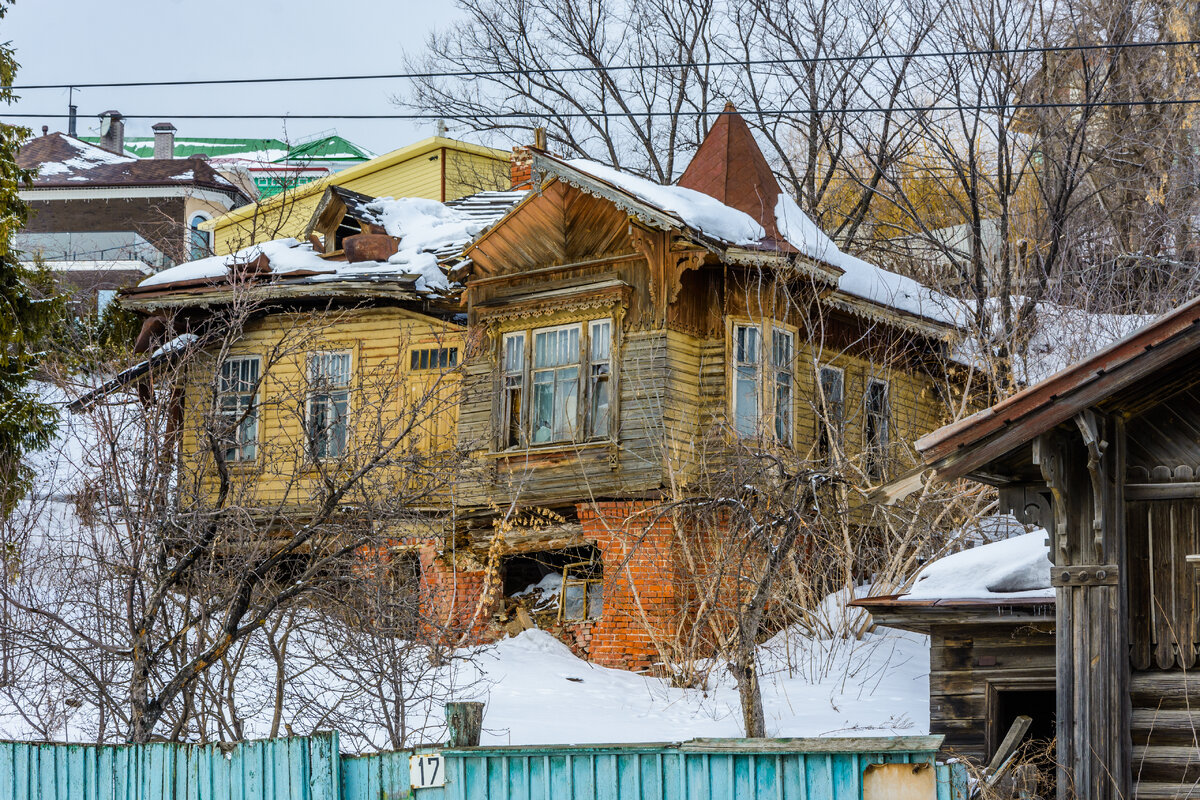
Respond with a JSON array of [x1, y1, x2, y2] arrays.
[[863, 761, 937, 800]]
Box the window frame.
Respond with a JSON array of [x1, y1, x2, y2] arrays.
[[409, 346, 458, 371], [817, 364, 845, 462], [497, 317, 617, 451], [727, 318, 798, 445], [218, 355, 261, 463], [188, 212, 213, 261], [305, 350, 353, 461], [863, 377, 891, 480]]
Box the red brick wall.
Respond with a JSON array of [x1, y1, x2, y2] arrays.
[[577, 500, 680, 672], [418, 546, 494, 642]]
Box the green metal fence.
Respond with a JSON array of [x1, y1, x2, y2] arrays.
[[1, 733, 967, 800]]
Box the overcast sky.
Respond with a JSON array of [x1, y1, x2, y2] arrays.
[[2, 0, 470, 155]]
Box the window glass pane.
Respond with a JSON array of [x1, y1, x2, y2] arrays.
[[219, 357, 259, 462], [534, 326, 580, 368], [590, 320, 611, 361], [504, 334, 524, 372], [733, 325, 761, 437], [735, 366, 759, 436], [554, 366, 579, 441], [775, 377, 792, 443], [532, 372, 555, 443], [736, 325, 760, 364]]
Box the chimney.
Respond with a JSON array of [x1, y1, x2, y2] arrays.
[[68, 104, 77, 137], [509, 127, 547, 190], [152, 122, 177, 159], [98, 110, 124, 155], [510, 146, 532, 189]]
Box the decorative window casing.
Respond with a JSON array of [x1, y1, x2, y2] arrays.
[[498, 319, 615, 449], [864, 378, 890, 480], [307, 351, 351, 460], [817, 365, 845, 461], [730, 321, 795, 443], [218, 356, 260, 462]]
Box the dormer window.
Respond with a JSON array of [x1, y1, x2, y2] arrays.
[[499, 319, 614, 449]]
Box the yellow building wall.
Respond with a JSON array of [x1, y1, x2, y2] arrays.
[[178, 307, 463, 512]]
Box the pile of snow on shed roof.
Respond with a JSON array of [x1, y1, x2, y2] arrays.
[[902, 529, 1053, 600]]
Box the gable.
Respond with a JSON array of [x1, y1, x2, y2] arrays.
[[467, 179, 636, 276]]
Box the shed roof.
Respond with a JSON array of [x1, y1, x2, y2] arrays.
[[881, 294, 1200, 497]]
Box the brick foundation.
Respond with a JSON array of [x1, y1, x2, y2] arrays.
[[576, 500, 680, 672], [402, 501, 686, 673]]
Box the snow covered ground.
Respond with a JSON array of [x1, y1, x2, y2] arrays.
[[469, 626, 928, 746]]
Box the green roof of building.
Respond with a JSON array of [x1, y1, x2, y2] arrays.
[[78, 134, 373, 163], [278, 135, 374, 163]]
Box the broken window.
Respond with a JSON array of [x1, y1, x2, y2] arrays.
[[502, 546, 603, 624], [501, 332, 524, 448], [864, 378, 890, 480], [817, 365, 844, 462], [307, 351, 351, 460]]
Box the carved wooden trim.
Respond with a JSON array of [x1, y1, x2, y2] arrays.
[[1074, 409, 1109, 556], [1033, 434, 1069, 562]]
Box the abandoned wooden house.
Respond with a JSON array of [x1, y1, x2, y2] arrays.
[[871, 294, 1200, 800], [433, 106, 971, 670], [100, 109, 972, 675]]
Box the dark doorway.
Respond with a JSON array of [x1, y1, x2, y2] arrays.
[[994, 688, 1056, 751]]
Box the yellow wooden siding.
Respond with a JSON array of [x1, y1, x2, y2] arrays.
[[212, 149, 509, 255], [445, 149, 512, 200], [178, 308, 463, 510]]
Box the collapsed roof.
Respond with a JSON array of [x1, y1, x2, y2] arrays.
[[123, 189, 528, 308]]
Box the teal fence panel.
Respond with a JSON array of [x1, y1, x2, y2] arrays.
[[406, 737, 968, 800], [0, 733, 968, 800], [0, 732, 340, 800]]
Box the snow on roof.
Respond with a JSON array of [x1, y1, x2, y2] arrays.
[[556, 157, 965, 328], [137, 191, 525, 294], [565, 159, 767, 245], [36, 136, 136, 177], [902, 529, 1053, 601]]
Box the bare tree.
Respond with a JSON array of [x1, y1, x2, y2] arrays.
[[0, 278, 471, 743]]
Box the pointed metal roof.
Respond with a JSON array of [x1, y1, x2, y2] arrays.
[[677, 103, 788, 247]]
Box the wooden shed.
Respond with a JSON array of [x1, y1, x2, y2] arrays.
[[856, 594, 1056, 764], [879, 296, 1200, 799]]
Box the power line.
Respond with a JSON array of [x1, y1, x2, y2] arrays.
[[5, 38, 1200, 91], [9, 96, 1200, 121]]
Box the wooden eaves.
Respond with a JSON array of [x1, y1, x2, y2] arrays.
[[875, 294, 1200, 503], [851, 593, 1055, 634]]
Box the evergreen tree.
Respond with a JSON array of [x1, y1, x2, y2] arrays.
[[0, 1, 56, 516]]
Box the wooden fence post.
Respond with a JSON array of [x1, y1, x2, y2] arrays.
[[445, 702, 484, 747]]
